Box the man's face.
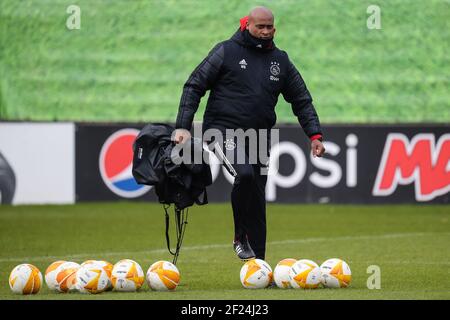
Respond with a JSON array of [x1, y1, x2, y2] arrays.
[[247, 15, 275, 40]]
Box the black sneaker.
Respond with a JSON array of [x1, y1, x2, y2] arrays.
[[233, 235, 256, 261]]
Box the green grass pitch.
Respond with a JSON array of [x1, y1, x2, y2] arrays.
[[0, 203, 449, 300]]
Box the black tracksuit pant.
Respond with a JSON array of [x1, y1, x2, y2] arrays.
[[210, 132, 269, 260]]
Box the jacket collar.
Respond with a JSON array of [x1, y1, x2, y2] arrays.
[[230, 29, 275, 52]]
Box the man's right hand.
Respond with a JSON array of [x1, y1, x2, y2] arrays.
[[173, 128, 192, 144]]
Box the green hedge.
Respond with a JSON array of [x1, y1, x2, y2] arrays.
[[0, 0, 448, 123]]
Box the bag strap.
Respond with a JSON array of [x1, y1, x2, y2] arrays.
[[163, 204, 189, 265], [164, 204, 176, 256]]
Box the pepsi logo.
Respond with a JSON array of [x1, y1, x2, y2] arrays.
[[99, 129, 151, 198]]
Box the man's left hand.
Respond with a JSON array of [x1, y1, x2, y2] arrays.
[[311, 139, 325, 157]]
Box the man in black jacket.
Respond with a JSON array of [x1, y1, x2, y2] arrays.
[[174, 7, 325, 261]]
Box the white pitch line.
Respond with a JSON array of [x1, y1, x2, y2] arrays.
[[0, 232, 448, 263], [352, 261, 450, 266]]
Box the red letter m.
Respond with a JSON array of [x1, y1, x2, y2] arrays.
[[373, 133, 450, 201]]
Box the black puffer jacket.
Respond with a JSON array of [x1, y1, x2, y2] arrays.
[[176, 28, 322, 138]]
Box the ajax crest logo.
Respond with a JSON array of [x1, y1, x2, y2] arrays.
[[269, 61, 280, 81], [99, 129, 151, 198]]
